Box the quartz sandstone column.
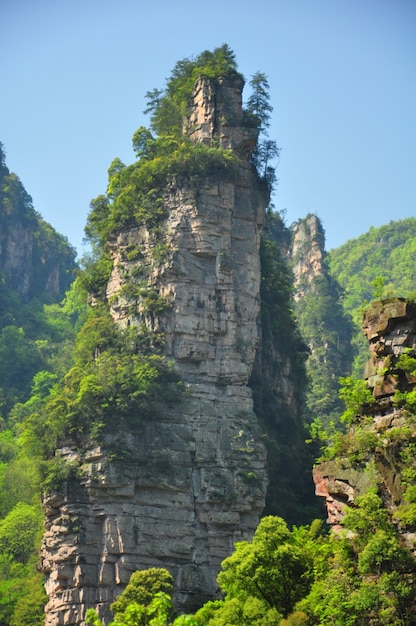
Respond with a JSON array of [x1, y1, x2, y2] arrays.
[[41, 75, 269, 625]]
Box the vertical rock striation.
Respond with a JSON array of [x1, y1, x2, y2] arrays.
[[41, 76, 269, 625], [290, 213, 325, 301]]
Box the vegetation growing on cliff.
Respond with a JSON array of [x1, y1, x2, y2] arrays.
[[85, 45, 243, 251], [0, 144, 78, 416], [250, 212, 319, 525], [0, 146, 78, 625], [1, 45, 416, 626], [289, 215, 354, 443], [92, 492, 416, 625]]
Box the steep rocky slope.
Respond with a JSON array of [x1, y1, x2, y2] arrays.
[[39, 70, 299, 625], [0, 143, 76, 302], [291, 213, 326, 300], [290, 214, 353, 428]]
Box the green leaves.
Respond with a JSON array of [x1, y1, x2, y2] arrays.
[[86, 138, 240, 249], [338, 376, 375, 425], [86, 568, 197, 626], [144, 44, 239, 138], [0, 502, 42, 563], [329, 217, 416, 376], [216, 516, 314, 618]]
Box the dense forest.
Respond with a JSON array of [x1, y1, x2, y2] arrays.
[[0, 142, 79, 625], [329, 218, 416, 376], [1, 46, 416, 626]]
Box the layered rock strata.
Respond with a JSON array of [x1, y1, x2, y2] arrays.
[[41, 76, 268, 625], [314, 298, 416, 529]]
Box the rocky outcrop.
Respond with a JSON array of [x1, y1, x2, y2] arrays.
[[41, 76, 269, 625], [0, 158, 76, 301], [289, 214, 353, 430], [290, 214, 325, 300], [313, 298, 416, 530], [184, 75, 258, 158]]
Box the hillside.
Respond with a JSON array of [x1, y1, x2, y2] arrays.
[[329, 217, 416, 374], [0, 143, 78, 415], [0, 145, 80, 626]]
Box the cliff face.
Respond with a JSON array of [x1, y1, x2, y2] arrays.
[[289, 214, 353, 428], [0, 152, 76, 302], [41, 76, 269, 625], [290, 214, 325, 300], [314, 299, 416, 537]]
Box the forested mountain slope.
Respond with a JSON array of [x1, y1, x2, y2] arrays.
[[0, 145, 80, 625], [0, 143, 78, 414], [329, 217, 416, 374], [290, 215, 354, 430], [0, 143, 76, 303]]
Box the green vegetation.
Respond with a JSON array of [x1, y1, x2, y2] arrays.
[[329, 217, 416, 375], [250, 212, 320, 524], [1, 48, 416, 626], [86, 568, 196, 626], [0, 143, 78, 416], [291, 216, 354, 440], [144, 44, 239, 138], [94, 494, 416, 625], [0, 145, 80, 626], [246, 72, 280, 189]]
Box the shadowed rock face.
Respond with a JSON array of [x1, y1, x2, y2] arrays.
[[0, 205, 76, 302], [313, 298, 416, 531], [41, 76, 269, 625]]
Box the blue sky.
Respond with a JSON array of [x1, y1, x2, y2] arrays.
[[1, 0, 415, 257]]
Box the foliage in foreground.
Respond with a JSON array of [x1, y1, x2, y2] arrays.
[[88, 494, 416, 625], [86, 568, 195, 626]]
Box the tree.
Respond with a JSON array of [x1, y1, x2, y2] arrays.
[[132, 127, 155, 159], [215, 516, 314, 618], [86, 568, 197, 626], [297, 491, 416, 625], [246, 72, 273, 132], [246, 72, 279, 187], [0, 502, 42, 563], [110, 568, 174, 619]]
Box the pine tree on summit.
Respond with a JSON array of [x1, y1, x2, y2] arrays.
[[246, 72, 279, 188]]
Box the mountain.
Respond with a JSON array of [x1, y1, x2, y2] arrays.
[[0, 143, 76, 304], [314, 297, 416, 529], [329, 217, 416, 375], [0, 143, 77, 415], [34, 46, 311, 624], [290, 214, 354, 429], [0, 144, 79, 626], [1, 48, 415, 626]]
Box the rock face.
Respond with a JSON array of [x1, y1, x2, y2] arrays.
[[290, 213, 325, 300], [41, 76, 269, 625], [289, 214, 353, 428], [313, 298, 416, 530], [0, 156, 76, 301]]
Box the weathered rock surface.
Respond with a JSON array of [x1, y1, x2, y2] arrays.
[[41, 76, 269, 625], [313, 298, 416, 529], [290, 213, 325, 300], [0, 163, 76, 301]]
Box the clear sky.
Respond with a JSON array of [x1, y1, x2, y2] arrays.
[[1, 0, 415, 257]]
